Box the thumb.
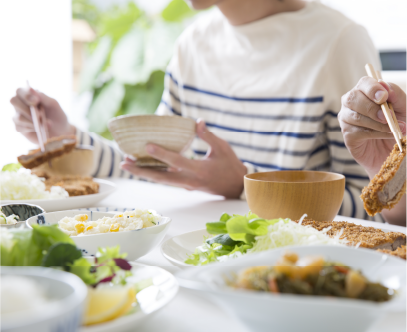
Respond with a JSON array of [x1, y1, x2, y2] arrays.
[[379, 80, 406, 122], [196, 119, 223, 153]]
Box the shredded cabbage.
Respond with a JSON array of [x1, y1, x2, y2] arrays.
[[0, 170, 68, 200], [249, 219, 346, 254], [185, 212, 347, 266]]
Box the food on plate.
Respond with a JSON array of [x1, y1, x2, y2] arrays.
[[58, 210, 160, 236], [295, 219, 406, 251], [361, 136, 406, 216], [33, 170, 99, 196], [0, 169, 68, 200], [231, 251, 392, 302], [0, 225, 150, 325], [1, 275, 51, 315], [377, 245, 406, 260], [0, 211, 19, 225], [185, 213, 345, 266], [84, 285, 135, 325], [17, 135, 77, 169]]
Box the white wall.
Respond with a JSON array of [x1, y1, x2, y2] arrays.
[[0, 0, 72, 167]]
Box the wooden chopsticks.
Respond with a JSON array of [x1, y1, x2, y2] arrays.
[[27, 81, 49, 153], [365, 64, 403, 151]]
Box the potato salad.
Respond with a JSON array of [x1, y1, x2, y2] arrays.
[[58, 210, 160, 236]]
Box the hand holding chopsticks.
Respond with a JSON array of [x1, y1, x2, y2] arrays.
[[364, 64, 403, 151]]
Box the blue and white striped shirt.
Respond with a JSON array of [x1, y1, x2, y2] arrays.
[[80, 2, 382, 221]]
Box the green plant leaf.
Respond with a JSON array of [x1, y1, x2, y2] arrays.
[[120, 71, 165, 116], [41, 243, 82, 267], [87, 79, 125, 133], [79, 36, 112, 93], [162, 0, 194, 22], [98, 2, 142, 44], [110, 21, 181, 85]]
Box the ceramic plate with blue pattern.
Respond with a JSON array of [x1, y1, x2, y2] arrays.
[[25, 209, 172, 261]]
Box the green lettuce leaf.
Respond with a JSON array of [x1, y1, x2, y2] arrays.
[[1, 163, 21, 172]]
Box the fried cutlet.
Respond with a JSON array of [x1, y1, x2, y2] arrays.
[[377, 245, 406, 260], [45, 176, 99, 197], [361, 137, 406, 216], [44, 175, 99, 197], [295, 219, 406, 251], [18, 135, 77, 169]]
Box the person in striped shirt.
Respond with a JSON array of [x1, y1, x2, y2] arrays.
[[11, 0, 381, 221]]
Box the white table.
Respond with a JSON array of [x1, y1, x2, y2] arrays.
[[98, 179, 406, 332]]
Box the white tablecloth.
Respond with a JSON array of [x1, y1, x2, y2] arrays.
[[98, 179, 406, 332]]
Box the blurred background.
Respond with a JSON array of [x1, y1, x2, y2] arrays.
[[0, 0, 405, 167]]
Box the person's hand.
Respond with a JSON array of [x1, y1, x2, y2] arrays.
[[121, 119, 248, 198], [338, 77, 406, 179], [10, 87, 75, 144]]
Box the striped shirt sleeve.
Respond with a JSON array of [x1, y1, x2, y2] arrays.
[[75, 128, 135, 179]]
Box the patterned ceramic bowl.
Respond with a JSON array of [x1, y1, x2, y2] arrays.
[[108, 115, 196, 168], [1, 203, 45, 229]]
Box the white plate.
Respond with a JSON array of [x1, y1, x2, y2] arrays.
[[161, 224, 406, 267], [161, 228, 208, 267], [176, 245, 406, 332], [0, 179, 116, 212], [26, 210, 172, 261], [80, 263, 178, 332]]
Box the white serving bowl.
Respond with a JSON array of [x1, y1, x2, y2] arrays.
[[176, 245, 406, 332], [26, 210, 172, 261], [1, 267, 87, 332]]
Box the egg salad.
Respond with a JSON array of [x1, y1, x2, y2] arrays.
[[58, 210, 160, 236]]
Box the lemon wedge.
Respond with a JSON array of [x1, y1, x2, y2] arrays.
[[83, 285, 136, 325]]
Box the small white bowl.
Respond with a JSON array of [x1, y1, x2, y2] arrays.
[[176, 245, 406, 332], [26, 210, 171, 261], [1, 267, 87, 332]]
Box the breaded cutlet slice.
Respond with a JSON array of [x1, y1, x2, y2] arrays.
[[295, 219, 406, 251], [377, 245, 406, 260], [44, 175, 99, 196], [361, 136, 406, 216], [18, 136, 77, 169]]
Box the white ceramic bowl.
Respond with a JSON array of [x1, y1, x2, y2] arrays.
[[176, 245, 406, 332], [1, 267, 87, 332], [108, 115, 196, 167], [26, 210, 172, 261]]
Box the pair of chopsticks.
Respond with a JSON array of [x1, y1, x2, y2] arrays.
[[27, 81, 51, 166], [365, 64, 403, 151]]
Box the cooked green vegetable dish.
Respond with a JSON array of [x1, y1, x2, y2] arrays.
[[232, 252, 392, 302]]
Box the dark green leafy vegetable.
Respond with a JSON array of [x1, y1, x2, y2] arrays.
[[42, 243, 82, 267]]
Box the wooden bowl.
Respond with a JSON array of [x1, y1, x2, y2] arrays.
[[244, 171, 345, 221], [108, 115, 196, 168], [33, 146, 94, 176]]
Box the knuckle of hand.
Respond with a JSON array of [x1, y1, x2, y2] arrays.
[[349, 109, 361, 122]]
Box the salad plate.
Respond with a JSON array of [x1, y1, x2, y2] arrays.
[[161, 228, 209, 267], [80, 264, 178, 332], [0, 179, 116, 212], [176, 245, 406, 332]]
